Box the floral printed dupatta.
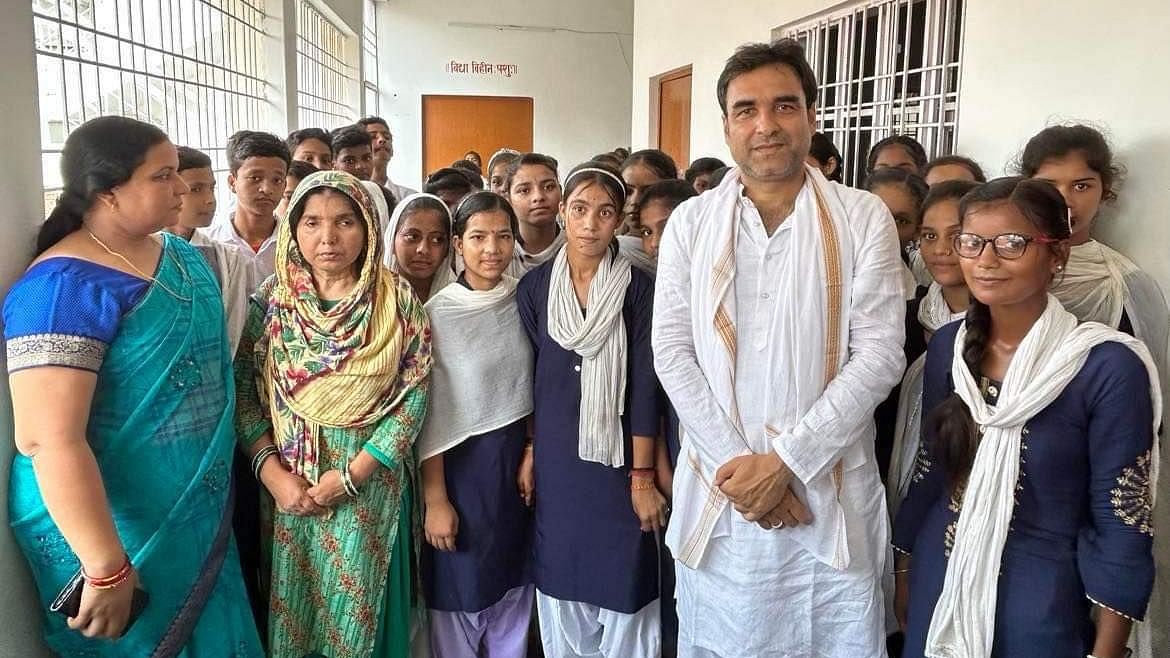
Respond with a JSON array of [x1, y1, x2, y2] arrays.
[[255, 170, 432, 481]]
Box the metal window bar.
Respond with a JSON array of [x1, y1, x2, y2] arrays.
[[295, 0, 355, 129], [783, 0, 964, 186], [33, 0, 269, 213], [362, 0, 378, 115]]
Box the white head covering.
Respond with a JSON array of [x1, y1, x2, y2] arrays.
[[361, 181, 392, 235], [383, 192, 457, 299]]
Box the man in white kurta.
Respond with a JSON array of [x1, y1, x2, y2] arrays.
[[653, 40, 906, 658]]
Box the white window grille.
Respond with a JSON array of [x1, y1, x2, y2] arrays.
[[32, 0, 269, 214], [362, 0, 378, 115], [296, 0, 355, 129], [779, 0, 966, 186]]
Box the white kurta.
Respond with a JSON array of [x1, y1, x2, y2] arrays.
[[653, 167, 905, 658], [204, 214, 278, 285], [189, 228, 259, 357]]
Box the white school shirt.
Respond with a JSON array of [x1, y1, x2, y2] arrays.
[[204, 214, 279, 286], [385, 178, 418, 204]]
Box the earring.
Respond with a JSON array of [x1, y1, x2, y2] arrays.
[[1055, 265, 1064, 273]]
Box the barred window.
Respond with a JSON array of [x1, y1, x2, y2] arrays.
[[32, 0, 269, 214], [362, 0, 378, 115], [296, 0, 356, 129], [779, 0, 966, 185]]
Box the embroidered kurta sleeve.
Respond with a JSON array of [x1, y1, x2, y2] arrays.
[[771, 193, 907, 484], [361, 291, 432, 468], [3, 267, 142, 374], [626, 272, 662, 438], [652, 210, 751, 468], [1077, 343, 1156, 620], [233, 298, 272, 446], [892, 327, 954, 554]]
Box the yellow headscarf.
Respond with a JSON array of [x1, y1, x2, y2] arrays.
[[256, 170, 432, 480]]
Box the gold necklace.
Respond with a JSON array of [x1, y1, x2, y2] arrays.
[[87, 230, 191, 302]]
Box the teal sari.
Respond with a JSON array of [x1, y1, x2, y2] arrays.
[[5, 234, 263, 657]]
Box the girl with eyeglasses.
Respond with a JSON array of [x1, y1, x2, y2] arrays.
[[892, 177, 1160, 658]]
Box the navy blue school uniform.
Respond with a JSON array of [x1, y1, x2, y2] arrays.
[[421, 275, 533, 613], [421, 417, 532, 612], [893, 321, 1155, 657], [517, 258, 662, 614]]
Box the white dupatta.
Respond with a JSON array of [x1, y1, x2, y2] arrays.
[[925, 295, 1162, 658], [617, 234, 657, 276], [546, 246, 633, 467], [667, 165, 855, 570], [417, 277, 533, 461], [886, 283, 967, 516]]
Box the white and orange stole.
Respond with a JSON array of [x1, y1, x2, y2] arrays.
[[666, 166, 861, 571]]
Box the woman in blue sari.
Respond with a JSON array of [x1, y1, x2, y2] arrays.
[[4, 116, 263, 656]]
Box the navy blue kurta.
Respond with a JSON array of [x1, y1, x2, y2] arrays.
[[893, 320, 1155, 657], [517, 258, 662, 614], [421, 418, 532, 612]]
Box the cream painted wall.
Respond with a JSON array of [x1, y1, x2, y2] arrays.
[[375, 0, 634, 189], [631, 0, 829, 167], [0, 2, 57, 656], [956, 0, 1170, 291]]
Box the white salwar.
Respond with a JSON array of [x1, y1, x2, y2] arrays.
[[507, 229, 566, 279], [536, 590, 660, 658], [1051, 239, 1170, 658], [653, 166, 906, 658], [189, 228, 258, 356]]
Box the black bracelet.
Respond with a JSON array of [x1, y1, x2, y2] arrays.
[[251, 446, 279, 480]]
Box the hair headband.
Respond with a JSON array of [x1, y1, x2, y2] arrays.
[[487, 148, 521, 174], [564, 167, 627, 201]]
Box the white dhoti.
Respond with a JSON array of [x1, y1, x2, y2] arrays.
[[676, 463, 889, 658]]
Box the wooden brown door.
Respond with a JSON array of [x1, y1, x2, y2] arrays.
[[421, 95, 534, 181], [657, 68, 692, 169]]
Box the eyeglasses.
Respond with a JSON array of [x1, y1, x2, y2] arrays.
[[953, 232, 1059, 260]]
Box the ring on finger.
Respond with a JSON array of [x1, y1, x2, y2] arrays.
[[770, 520, 785, 529]]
